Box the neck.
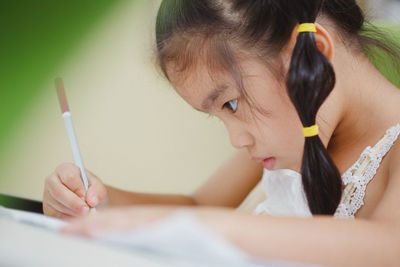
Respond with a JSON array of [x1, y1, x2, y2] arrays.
[[324, 47, 400, 172]]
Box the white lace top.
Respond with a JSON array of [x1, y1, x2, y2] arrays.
[[248, 124, 400, 219]]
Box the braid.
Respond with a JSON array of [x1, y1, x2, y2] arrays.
[[286, 0, 343, 214]]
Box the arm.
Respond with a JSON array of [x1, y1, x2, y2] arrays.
[[105, 186, 196, 206], [44, 150, 262, 217], [63, 203, 400, 266], [194, 208, 400, 267], [193, 146, 400, 266], [64, 146, 400, 266], [106, 149, 263, 208]]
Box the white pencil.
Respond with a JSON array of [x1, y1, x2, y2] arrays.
[[55, 78, 89, 191]]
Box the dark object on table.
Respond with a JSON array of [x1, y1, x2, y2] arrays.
[[0, 193, 43, 214]]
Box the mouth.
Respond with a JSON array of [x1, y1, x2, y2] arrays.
[[252, 157, 276, 170]]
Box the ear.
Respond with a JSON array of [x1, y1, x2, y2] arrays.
[[292, 23, 334, 60], [314, 23, 334, 60], [281, 23, 334, 70]]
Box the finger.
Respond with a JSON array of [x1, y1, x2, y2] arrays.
[[85, 178, 107, 208], [55, 163, 87, 198], [43, 188, 75, 216], [43, 201, 74, 219], [47, 175, 89, 215], [45, 190, 83, 217], [44, 177, 73, 217]]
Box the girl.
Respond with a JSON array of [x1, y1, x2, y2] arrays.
[[43, 0, 400, 266]]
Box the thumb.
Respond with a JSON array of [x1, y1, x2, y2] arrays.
[[85, 177, 107, 208]]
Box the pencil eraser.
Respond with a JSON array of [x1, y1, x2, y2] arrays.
[[55, 78, 70, 113]]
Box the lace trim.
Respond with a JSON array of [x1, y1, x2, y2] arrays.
[[334, 124, 400, 219]]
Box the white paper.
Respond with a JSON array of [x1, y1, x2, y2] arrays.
[[0, 206, 318, 267], [99, 210, 315, 267], [0, 205, 66, 231]]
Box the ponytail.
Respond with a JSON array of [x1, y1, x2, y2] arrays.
[[286, 1, 342, 214]]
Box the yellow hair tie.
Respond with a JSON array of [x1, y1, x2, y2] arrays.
[[303, 125, 319, 137], [298, 23, 317, 33]]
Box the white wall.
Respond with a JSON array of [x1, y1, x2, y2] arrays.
[[0, 1, 235, 200], [363, 0, 400, 22]]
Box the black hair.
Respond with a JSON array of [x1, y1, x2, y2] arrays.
[[155, 0, 400, 215]]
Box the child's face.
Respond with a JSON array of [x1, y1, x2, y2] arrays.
[[167, 58, 306, 172]]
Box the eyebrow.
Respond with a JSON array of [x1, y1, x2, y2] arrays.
[[200, 85, 229, 111]]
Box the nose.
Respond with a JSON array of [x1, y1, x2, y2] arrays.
[[225, 121, 255, 149]]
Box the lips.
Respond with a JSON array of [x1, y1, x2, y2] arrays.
[[252, 157, 276, 170], [263, 157, 276, 170]]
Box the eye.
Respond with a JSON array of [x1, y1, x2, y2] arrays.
[[223, 99, 238, 113]]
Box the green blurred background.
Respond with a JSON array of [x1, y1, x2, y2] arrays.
[[0, 0, 124, 163], [0, 1, 130, 201]]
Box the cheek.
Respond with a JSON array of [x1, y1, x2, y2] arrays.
[[263, 112, 304, 153], [274, 87, 304, 146], [252, 95, 305, 169], [277, 104, 304, 148], [263, 124, 304, 171]]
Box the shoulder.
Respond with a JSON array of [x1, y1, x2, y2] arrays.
[[369, 137, 400, 221]]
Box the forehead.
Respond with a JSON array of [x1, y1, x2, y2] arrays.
[[166, 57, 284, 110], [166, 61, 234, 109]]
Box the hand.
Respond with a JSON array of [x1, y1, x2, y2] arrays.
[[60, 205, 180, 237], [43, 163, 108, 218]]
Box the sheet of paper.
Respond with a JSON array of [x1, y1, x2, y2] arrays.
[[99, 210, 315, 267], [0, 205, 66, 231], [0, 206, 318, 267], [100, 210, 253, 266]]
